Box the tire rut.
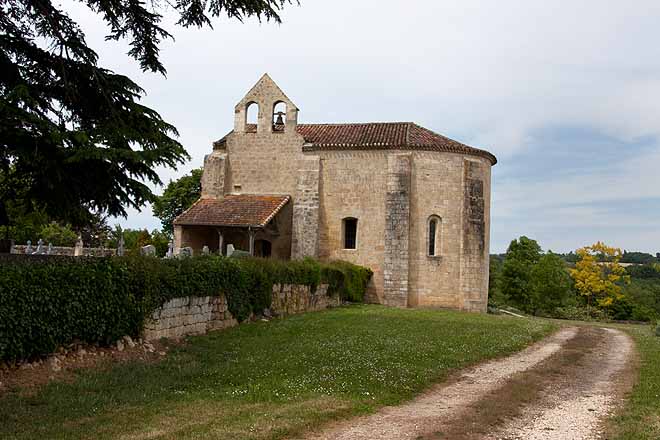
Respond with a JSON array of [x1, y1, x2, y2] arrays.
[[482, 327, 635, 440]]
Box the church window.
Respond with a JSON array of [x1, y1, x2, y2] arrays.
[[343, 217, 358, 250], [428, 216, 442, 256]]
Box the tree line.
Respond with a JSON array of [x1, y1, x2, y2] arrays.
[[490, 237, 659, 322]]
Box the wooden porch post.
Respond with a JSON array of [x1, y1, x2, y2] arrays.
[[217, 229, 224, 256], [248, 228, 255, 256]]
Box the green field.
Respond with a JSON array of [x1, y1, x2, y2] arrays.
[[1, 305, 555, 440]]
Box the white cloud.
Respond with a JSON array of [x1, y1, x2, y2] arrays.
[[59, 0, 660, 250], [492, 142, 660, 252], [494, 143, 660, 213]]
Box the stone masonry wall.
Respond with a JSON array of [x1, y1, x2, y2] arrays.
[[291, 156, 321, 259], [460, 159, 491, 312], [143, 284, 338, 340], [383, 154, 412, 307], [185, 74, 494, 311], [317, 151, 389, 303], [224, 74, 306, 197], [408, 152, 467, 309], [201, 151, 227, 199]]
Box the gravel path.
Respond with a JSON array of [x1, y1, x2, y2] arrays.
[[295, 326, 635, 440], [486, 327, 634, 440], [296, 327, 578, 440]]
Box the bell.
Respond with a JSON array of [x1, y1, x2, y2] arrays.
[[274, 111, 285, 125]]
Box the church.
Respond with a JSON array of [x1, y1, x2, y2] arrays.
[[173, 74, 496, 311]]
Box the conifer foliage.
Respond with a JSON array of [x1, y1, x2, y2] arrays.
[[0, 0, 292, 227]]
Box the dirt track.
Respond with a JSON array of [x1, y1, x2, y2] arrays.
[[295, 326, 635, 440]]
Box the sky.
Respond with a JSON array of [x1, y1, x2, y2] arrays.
[[63, 0, 660, 254]]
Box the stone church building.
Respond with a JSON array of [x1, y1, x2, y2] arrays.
[[173, 74, 496, 311]]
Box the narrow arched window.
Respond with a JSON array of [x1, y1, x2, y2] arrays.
[[273, 101, 286, 131], [246, 102, 258, 131], [428, 216, 442, 256], [343, 217, 358, 250]]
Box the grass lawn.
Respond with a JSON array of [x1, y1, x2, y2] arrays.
[[1, 305, 556, 440], [608, 324, 660, 440]]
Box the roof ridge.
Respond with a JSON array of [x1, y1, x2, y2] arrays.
[[214, 122, 497, 165], [298, 121, 413, 127]]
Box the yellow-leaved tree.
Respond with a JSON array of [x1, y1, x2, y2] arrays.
[[570, 242, 630, 308]]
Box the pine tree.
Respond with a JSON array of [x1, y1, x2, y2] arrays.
[[0, 0, 292, 228]]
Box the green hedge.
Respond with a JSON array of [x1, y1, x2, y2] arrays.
[[322, 261, 373, 302], [0, 256, 372, 362]]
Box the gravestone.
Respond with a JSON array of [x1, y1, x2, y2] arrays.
[[25, 240, 32, 254], [141, 244, 156, 256], [226, 244, 235, 257], [179, 247, 193, 257], [117, 235, 125, 257], [74, 236, 84, 256], [202, 245, 210, 255], [165, 240, 174, 258], [229, 249, 251, 258], [34, 239, 44, 255], [46, 243, 53, 255]]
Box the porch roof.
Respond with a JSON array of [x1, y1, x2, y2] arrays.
[[173, 195, 290, 228]]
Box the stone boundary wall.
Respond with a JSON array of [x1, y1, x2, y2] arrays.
[[11, 245, 116, 257], [143, 283, 338, 340]]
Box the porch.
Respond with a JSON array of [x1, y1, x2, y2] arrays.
[[173, 194, 292, 258]]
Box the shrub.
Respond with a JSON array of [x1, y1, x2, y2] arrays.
[[552, 305, 609, 322], [623, 278, 660, 319], [608, 295, 635, 321], [0, 255, 371, 362], [631, 304, 656, 322], [321, 261, 373, 302], [0, 257, 140, 362]]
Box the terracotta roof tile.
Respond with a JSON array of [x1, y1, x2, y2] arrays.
[[297, 122, 408, 148], [173, 195, 290, 227], [214, 122, 496, 164]]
